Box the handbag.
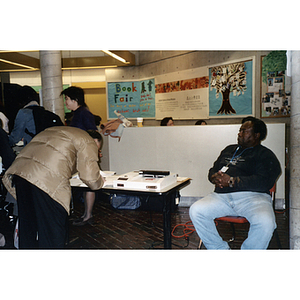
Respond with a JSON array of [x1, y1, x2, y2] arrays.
[[110, 194, 141, 210]]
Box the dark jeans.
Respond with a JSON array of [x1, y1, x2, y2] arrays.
[[14, 175, 68, 249]]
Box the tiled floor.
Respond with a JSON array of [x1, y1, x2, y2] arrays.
[[0, 191, 289, 249], [66, 191, 289, 250]]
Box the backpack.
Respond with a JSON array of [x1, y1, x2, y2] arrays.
[[25, 106, 64, 137]]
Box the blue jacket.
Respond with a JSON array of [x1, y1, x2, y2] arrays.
[[70, 106, 96, 131], [9, 102, 38, 146]]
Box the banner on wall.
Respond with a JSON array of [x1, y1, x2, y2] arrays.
[[107, 78, 155, 119], [154, 67, 209, 120]]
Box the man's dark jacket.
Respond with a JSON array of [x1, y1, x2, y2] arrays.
[[208, 144, 281, 194]]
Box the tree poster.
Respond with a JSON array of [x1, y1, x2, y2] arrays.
[[209, 59, 253, 117]]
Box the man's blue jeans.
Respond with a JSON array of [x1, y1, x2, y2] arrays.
[[189, 191, 276, 249]]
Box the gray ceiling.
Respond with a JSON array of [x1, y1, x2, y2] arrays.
[[0, 50, 136, 72]]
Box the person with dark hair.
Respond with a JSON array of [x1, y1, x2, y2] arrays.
[[1, 127, 17, 218], [94, 115, 102, 126], [189, 117, 281, 249], [160, 117, 174, 126], [61, 86, 96, 131], [195, 120, 207, 125], [0, 127, 15, 171], [94, 115, 102, 132], [17, 85, 40, 107], [8, 86, 40, 146], [86, 129, 102, 140], [2, 126, 103, 249], [0, 102, 9, 133], [60, 86, 85, 107], [242, 116, 267, 141], [61, 86, 101, 226], [241, 116, 256, 124]]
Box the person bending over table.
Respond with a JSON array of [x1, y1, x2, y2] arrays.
[[2, 126, 104, 249], [189, 117, 281, 250]]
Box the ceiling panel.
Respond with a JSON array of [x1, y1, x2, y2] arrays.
[[0, 50, 135, 72]]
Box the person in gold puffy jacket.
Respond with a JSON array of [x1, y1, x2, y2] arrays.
[[3, 126, 104, 249]]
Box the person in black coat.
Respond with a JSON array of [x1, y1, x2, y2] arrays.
[[0, 127, 15, 172]]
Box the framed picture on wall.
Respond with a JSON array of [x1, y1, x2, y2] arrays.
[[208, 57, 254, 118], [260, 51, 290, 118]]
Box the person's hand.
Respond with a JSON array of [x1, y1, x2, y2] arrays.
[[211, 171, 231, 188]]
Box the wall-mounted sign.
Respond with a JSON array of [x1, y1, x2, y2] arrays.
[[107, 78, 155, 119], [154, 67, 209, 120]]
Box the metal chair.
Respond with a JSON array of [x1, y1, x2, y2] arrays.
[[198, 184, 282, 249]]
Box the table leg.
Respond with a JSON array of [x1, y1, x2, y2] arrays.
[[163, 194, 172, 249]]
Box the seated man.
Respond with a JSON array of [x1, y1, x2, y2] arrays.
[[189, 117, 281, 249]]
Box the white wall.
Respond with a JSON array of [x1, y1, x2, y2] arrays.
[[9, 68, 106, 86], [107, 124, 285, 200]]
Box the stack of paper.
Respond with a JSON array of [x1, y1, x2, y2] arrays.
[[70, 171, 117, 188]]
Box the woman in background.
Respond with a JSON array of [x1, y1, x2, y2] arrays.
[[160, 117, 174, 126], [61, 86, 101, 226], [195, 120, 207, 125], [61, 86, 97, 131]]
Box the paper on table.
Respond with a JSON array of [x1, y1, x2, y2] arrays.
[[102, 174, 118, 187], [100, 170, 116, 177], [177, 177, 189, 182], [70, 171, 117, 188]]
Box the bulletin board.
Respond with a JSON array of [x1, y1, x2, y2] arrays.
[[260, 51, 290, 118], [106, 68, 210, 120], [107, 78, 155, 119], [106, 57, 259, 120], [154, 67, 209, 120]]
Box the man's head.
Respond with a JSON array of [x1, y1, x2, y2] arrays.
[[60, 86, 86, 107], [87, 130, 103, 153], [238, 117, 267, 148]]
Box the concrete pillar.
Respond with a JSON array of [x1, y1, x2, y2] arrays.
[[39, 51, 64, 122], [289, 50, 300, 249]]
